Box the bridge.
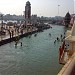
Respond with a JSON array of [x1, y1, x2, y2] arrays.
[[58, 21, 75, 75]]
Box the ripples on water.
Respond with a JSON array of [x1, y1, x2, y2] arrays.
[[0, 25, 65, 75]]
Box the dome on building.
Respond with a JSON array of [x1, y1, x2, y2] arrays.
[[26, 1, 31, 5]]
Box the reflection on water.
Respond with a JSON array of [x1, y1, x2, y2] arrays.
[[0, 25, 65, 75]]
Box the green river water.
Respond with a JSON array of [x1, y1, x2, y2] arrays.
[[0, 25, 65, 75]]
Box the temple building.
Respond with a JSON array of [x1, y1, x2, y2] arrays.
[[64, 12, 71, 27]]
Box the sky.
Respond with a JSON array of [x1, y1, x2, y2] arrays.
[[0, 0, 74, 17]]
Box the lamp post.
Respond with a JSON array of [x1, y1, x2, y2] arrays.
[[1, 14, 3, 31], [58, 5, 60, 16], [73, 0, 75, 14], [0, 13, 3, 41]]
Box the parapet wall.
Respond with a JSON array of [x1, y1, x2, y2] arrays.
[[58, 52, 75, 75]]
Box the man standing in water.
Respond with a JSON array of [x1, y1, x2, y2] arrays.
[[15, 41, 17, 48], [21, 42, 22, 47]]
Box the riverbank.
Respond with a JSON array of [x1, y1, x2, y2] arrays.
[[0, 30, 36, 46], [0, 26, 50, 46]]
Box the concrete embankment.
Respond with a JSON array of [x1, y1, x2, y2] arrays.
[[0, 26, 51, 46], [0, 30, 37, 46]]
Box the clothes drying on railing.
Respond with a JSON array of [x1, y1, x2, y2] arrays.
[[59, 41, 65, 62]]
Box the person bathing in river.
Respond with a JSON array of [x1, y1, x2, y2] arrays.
[[21, 42, 22, 47], [60, 34, 62, 38], [49, 33, 51, 36], [57, 37, 60, 41], [15, 41, 18, 48], [54, 40, 56, 44]]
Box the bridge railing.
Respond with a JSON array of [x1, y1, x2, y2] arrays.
[[58, 52, 75, 75]]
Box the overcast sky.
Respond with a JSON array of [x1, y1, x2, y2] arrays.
[[0, 0, 74, 17]]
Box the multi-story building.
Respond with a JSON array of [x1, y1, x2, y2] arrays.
[[25, 1, 31, 26]]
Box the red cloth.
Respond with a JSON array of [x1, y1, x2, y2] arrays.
[[59, 47, 62, 56], [62, 41, 65, 49], [59, 41, 65, 62]]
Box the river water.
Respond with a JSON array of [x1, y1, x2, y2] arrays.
[[0, 25, 65, 75]]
